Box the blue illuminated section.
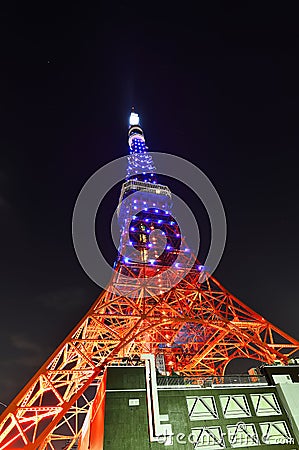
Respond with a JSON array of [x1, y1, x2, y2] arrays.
[[127, 137, 157, 183], [127, 113, 157, 184], [117, 110, 182, 268]]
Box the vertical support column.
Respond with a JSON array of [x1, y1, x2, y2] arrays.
[[141, 354, 173, 446], [275, 376, 299, 444]]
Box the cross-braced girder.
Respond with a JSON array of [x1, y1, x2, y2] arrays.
[[0, 263, 298, 449]]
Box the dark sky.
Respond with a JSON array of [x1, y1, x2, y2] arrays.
[[0, 3, 299, 405]]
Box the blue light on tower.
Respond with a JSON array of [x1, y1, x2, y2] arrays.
[[117, 110, 182, 269]]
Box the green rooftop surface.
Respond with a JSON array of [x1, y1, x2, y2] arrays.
[[103, 367, 299, 450]]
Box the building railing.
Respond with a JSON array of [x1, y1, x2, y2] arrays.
[[157, 374, 267, 389], [122, 179, 171, 197], [118, 179, 172, 206]]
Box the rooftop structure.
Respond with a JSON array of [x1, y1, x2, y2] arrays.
[[79, 361, 299, 449]]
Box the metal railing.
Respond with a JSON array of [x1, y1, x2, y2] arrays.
[[121, 179, 172, 198], [157, 374, 267, 389]]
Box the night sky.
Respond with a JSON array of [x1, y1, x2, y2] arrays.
[[1, 3, 299, 406]]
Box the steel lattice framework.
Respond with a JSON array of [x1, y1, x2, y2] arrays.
[[0, 264, 298, 449], [0, 111, 298, 449]]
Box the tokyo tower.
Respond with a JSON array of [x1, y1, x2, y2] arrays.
[[0, 110, 298, 449]]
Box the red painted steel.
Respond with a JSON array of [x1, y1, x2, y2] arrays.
[[0, 259, 298, 448]]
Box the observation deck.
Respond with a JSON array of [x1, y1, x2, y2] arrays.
[[117, 179, 172, 216]]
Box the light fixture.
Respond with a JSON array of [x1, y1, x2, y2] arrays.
[[129, 112, 140, 125]]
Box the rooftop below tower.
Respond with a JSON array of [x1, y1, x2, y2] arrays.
[[79, 362, 299, 449]]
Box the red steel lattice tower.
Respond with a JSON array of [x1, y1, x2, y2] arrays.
[[0, 111, 298, 449]]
